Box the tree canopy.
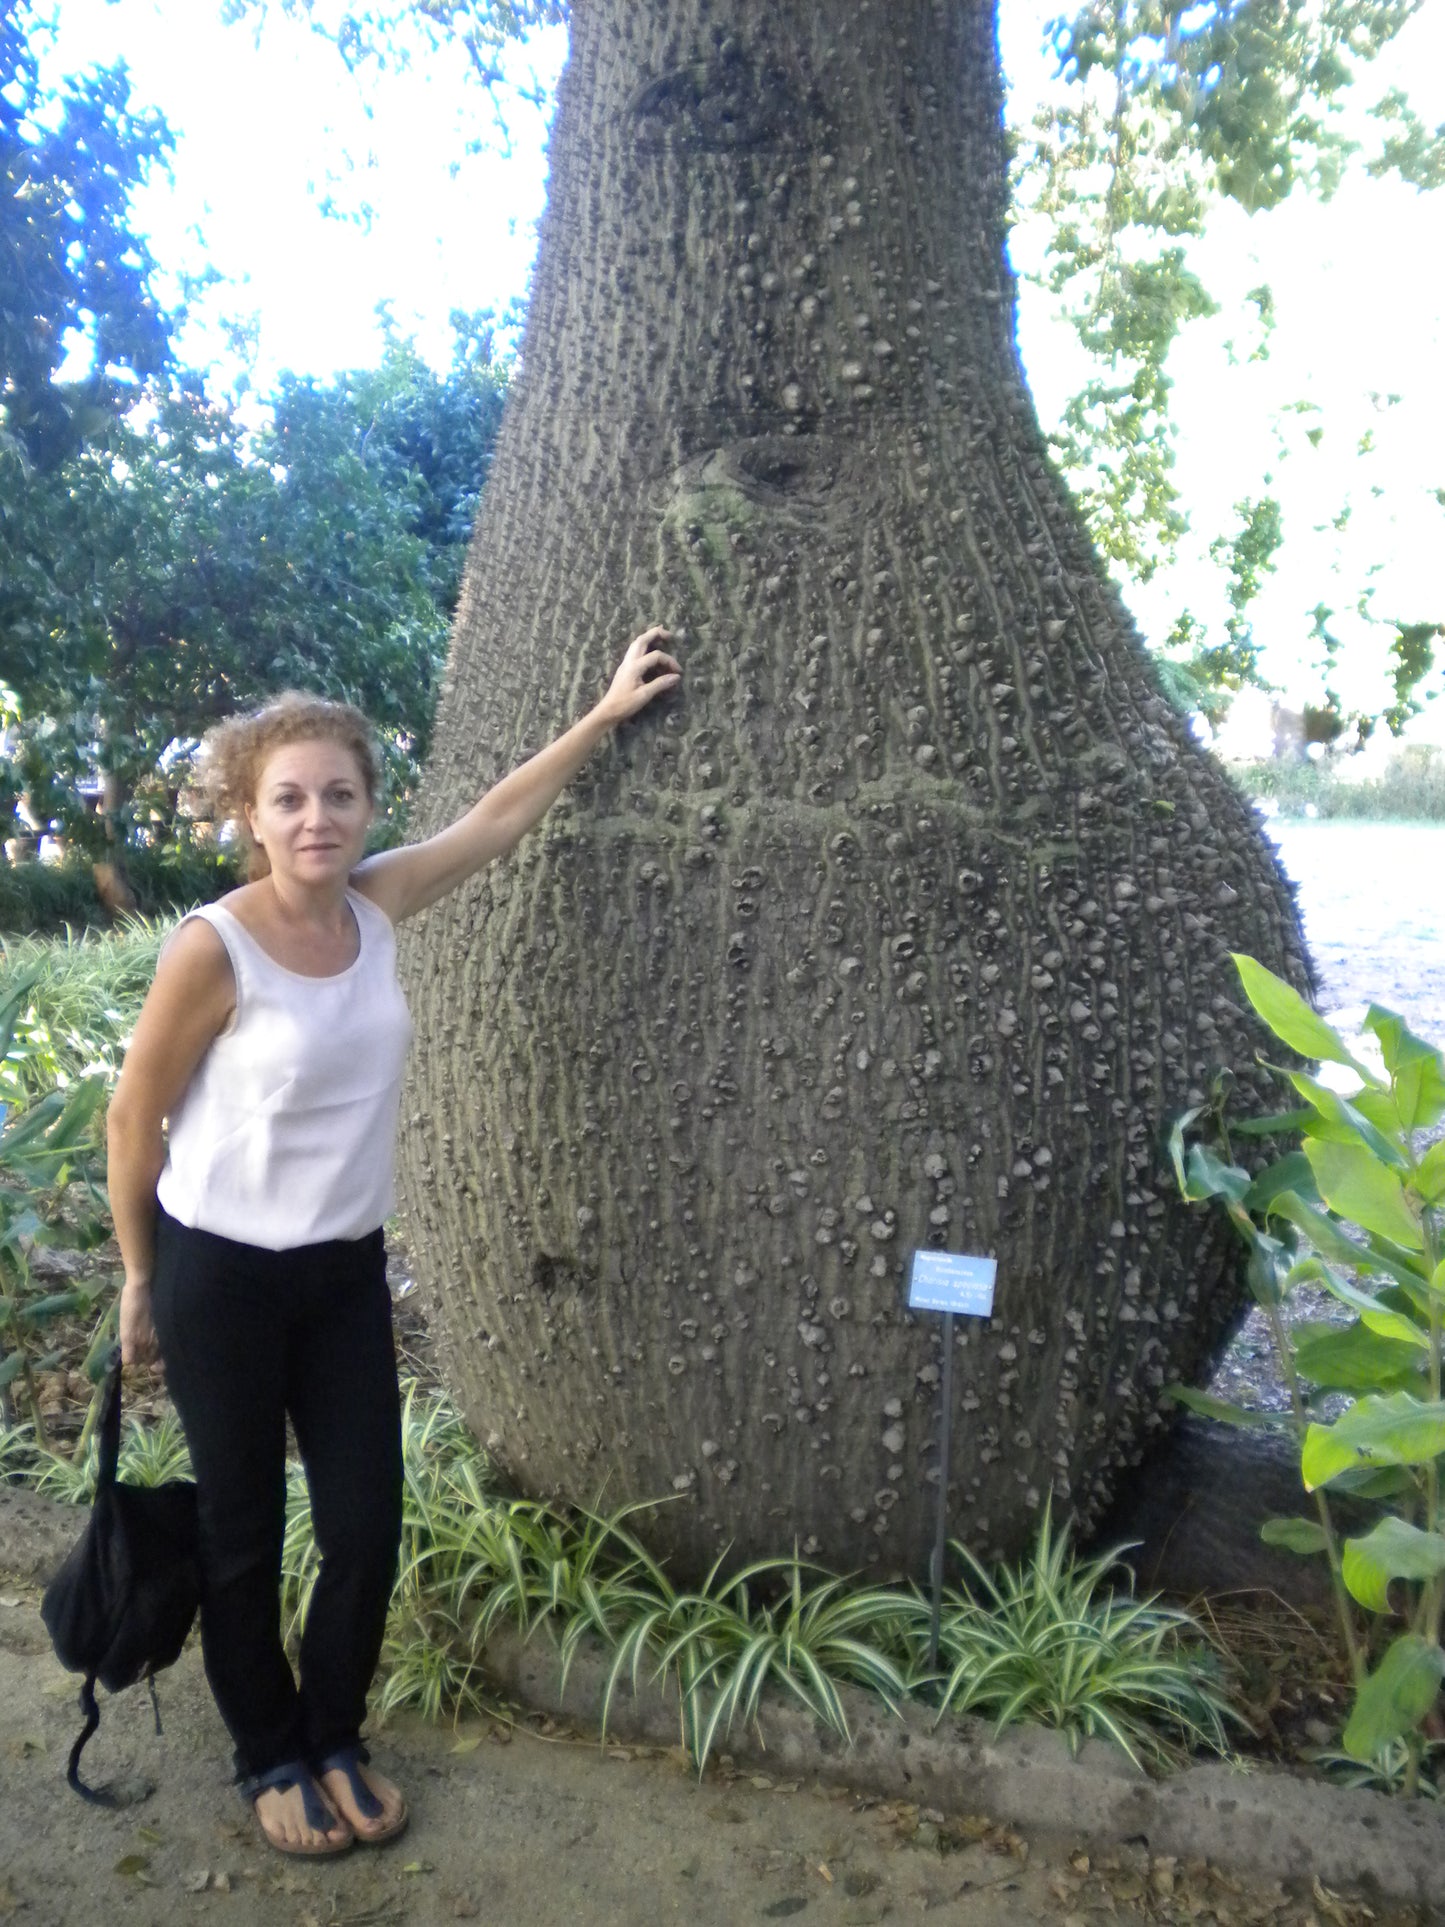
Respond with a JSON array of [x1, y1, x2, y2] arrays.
[[1, 2, 511, 865]]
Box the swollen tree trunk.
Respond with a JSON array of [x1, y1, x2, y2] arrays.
[[398, 0, 1308, 1578]]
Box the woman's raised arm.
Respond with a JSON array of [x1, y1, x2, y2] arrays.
[[353, 626, 680, 925]]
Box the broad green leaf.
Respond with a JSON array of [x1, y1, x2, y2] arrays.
[[1293, 1321, 1427, 1394], [1296, 1260, 1424, 1344], [1302, 1393, 1445, 1489], [1230, 1107, 1314, 1139], [1242, 1151, 1316, 1214], [1259, 1517, 1328, 1555], [1184, 1142, 1250, 1206], [1246, 1236, 1289, 1309], [1359, 1306, 1430, 1351], [1233, 955, 1373, 1076], [1415, 1142, 1445, 1206], [1363, 1004, 1427, 1076], [1352, 1086, 1404, 1134], [1303, 1141, 1424, 1251], [1268, 1192, 1422, 1290], [1341, 1518, 1445, 1614], [1286, 1070, 1406, 1168], [1396, 1051, 1445, 1132], [0, 1351, 24, 1389], [13, 1289, 88, 1328], [1363, 1006, 1445, 1130], [1342, 1633, 1445, 1761], [1330, 1464, 1419, 1501], [1166, 1385, 1274, 1430]]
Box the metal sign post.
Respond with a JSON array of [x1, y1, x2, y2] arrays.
[[906, 1250, 998, 1672]]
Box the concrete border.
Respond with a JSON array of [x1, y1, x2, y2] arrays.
[[483, 1626, 1444, 1907], [4, 1485, 1442, 1905]]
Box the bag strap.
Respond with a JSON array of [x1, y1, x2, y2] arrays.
[[65, 1674, 119, 1806], [95, 1350, 124, 1493]]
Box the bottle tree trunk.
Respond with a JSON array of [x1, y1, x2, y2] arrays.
[[397, 0, 1308, 1577]]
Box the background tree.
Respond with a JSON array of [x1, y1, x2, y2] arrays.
[[0, 0, 172, 474], [3, 2, 512, 870], [3, 194, 507, 863], [1017, 1, 1445, 727]]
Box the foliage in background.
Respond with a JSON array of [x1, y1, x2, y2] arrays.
[[2, 312, 511, 862], [1015, 0, 1444, 726], [0, 921, 166, 1101], [0, 976, 111, 1449], [1231, 745, 1445, 824], [0, 846, 240, 935], [0, 0, 174, 475], [1, 1379, 1232, 1774], [1172, 956, 1445, 1795], [2, 8, 512, 868]]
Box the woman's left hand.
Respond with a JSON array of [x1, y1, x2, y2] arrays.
[[597, 627, 682, 726]]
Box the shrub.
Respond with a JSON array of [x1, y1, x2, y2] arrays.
[[1173, 956, 1445, 1793]]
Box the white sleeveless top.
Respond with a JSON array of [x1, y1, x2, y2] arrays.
[[156, 890, 414, 1250]]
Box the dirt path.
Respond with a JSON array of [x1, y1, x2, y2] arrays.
[[1, 1585, 1408, 1927]]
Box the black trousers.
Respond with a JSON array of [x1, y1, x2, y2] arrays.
[[150, 1207, 403, 1780]]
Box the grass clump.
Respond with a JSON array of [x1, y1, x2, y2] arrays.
[[6, 1384, 1232, 1775], [1, 920, 167, 1105], [919, 1508, 1234, 1768]]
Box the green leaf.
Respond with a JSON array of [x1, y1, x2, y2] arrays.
[[1351, 1086, 1405, 1136], [1330, 1464, 1419, 1501], [1292, 1321, 1427, 1394], [1233, 955, 1373, 1076], [1286, 1070, 1406, 1168], [1241, 1150, 1316, 1214], [1230, 1107, 1314, 1139], [1166, 1385, 1274, 1429], [1342, 1633, 1445, 1761], [1359, 1306, 1430, 1351], [1341, 1518, 1445, 1614], [1267, 1192, 1423, 1291], [1414, 1141, 1445, 1206], [1246, 1234, 1291, 1309], [1303, 1141, 1424, 1251], [1259, 1517, 1328, 1555], [1302, 1393, 1445, 1490], [1184, 1142, 1251, 1206], [1363, 1006, 1445, 1130], [13, 1289, 88, 1329], [1294, 1259, 1425, 1346], [0, 1351, 25, 1389]]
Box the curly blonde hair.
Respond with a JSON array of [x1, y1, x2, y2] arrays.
[[196, 693, 381, 881]]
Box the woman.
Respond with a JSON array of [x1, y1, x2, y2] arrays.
[[106, 628, 680, 1857]]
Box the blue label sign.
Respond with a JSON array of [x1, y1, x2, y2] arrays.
[[907, 1250, 997, 1318]]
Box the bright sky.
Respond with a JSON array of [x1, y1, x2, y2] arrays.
[[38, 0, 1445, 731]]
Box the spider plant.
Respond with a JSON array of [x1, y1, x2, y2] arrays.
[[915, 1502, 1235, 1770]]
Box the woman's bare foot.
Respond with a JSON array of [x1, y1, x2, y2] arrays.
[[251, 1778, 351, 1855], [318, 1758, 407, 1843]]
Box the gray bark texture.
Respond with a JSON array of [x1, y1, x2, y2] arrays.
[[396, 0, 1310, 1580]]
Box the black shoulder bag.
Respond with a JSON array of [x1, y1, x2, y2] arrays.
[[40, 1354, 200, 1802]]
